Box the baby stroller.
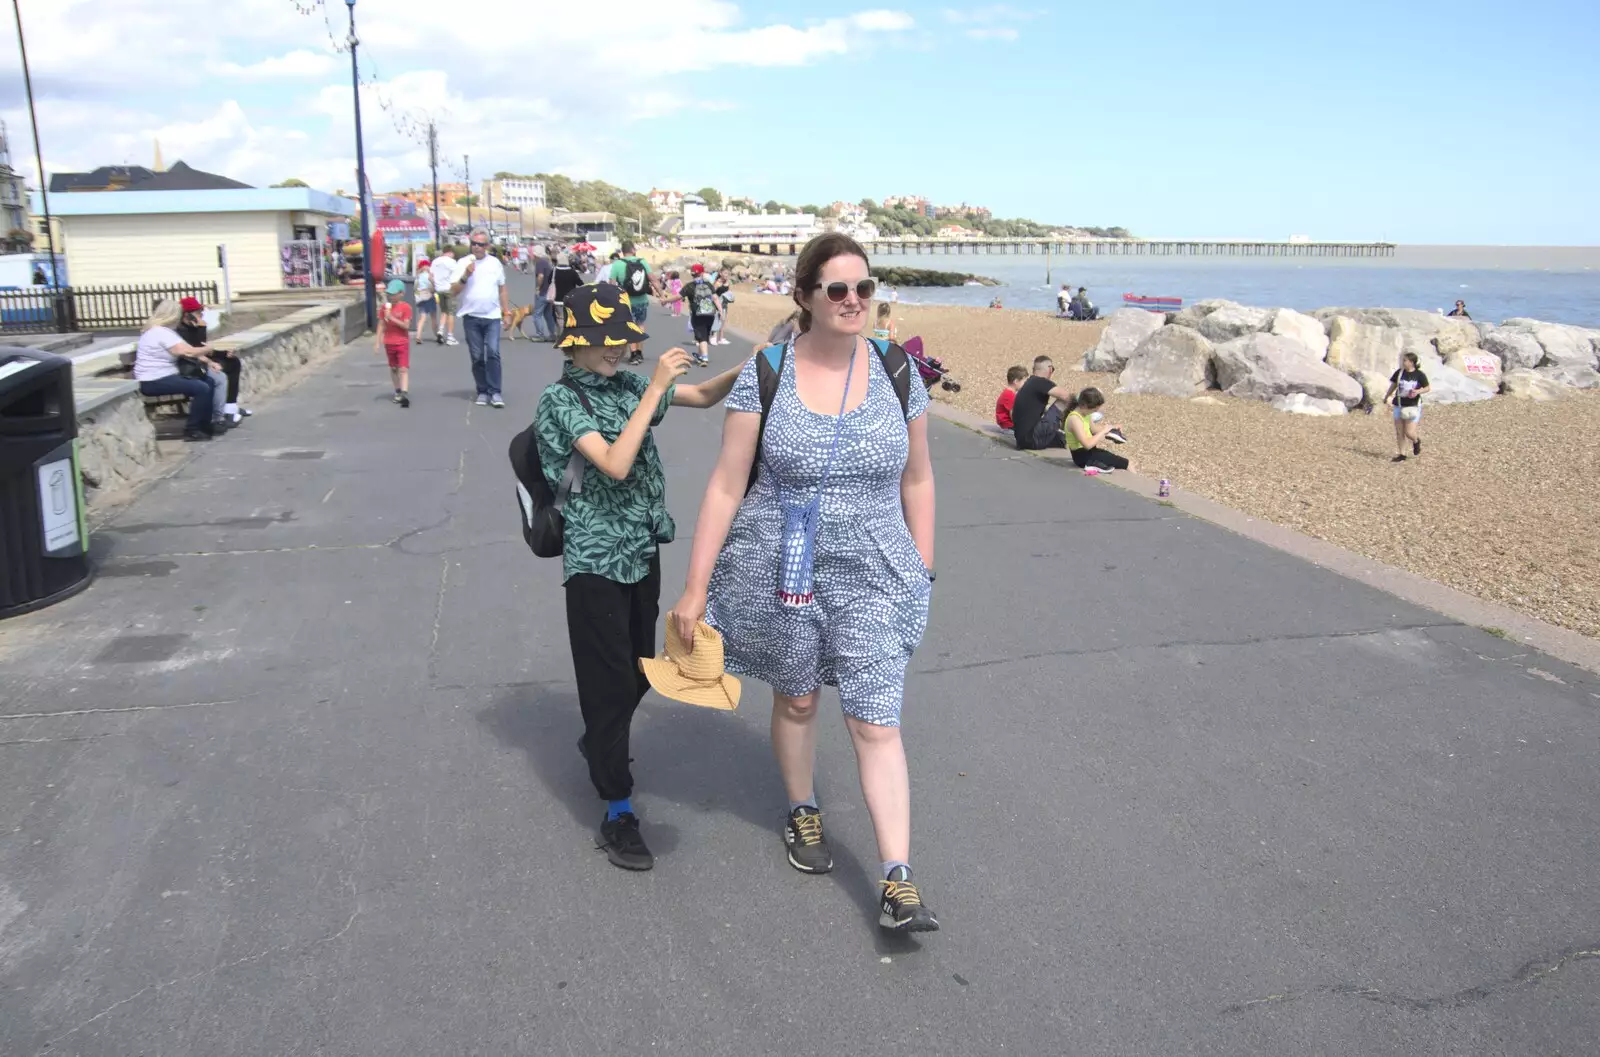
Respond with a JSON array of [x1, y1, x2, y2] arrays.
[[902, 336, 961, 393]]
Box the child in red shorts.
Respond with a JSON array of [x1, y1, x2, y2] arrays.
[[378, 279, 413, 407]]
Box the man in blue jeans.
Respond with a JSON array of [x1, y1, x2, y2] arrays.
[[449, 229, 511, 406], [530, 246, 555, 341]]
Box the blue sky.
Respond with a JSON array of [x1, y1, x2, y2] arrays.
[[1, 0, 1596, 243]]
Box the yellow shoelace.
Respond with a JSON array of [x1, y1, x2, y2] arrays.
[[792, 811, 825, 846], [881, 879, 922, 907]]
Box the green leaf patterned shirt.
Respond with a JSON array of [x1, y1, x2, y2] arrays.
[[534, 363, 676, 584]]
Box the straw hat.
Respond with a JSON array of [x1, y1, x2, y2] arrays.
[[640, 619, 741, 710]]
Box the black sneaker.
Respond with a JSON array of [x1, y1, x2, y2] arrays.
[[1391, 454, 1407, 463], [182, 429, 211, 442], [783, 806, 833, 874], [879, 866, 939, 932], [1105, 427, 1128, 445], [596, 813, 654, 871], [1413, 439, 1421, 457], [399, 392, 410, 408]]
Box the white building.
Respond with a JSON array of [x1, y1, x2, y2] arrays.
[[679, 199, 819, 249], [649, 188, 684, 212], [483, 177, 545, 211]]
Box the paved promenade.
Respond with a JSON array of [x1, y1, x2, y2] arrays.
[[2, 282, 1597, 1055]]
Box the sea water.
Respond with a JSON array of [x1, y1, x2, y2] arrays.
[[871, 245, 1600, 327]]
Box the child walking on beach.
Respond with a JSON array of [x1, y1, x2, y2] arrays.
[[667, 271, 683, 317], [377, 279, 413, 408], [536, 284, 747, 871]]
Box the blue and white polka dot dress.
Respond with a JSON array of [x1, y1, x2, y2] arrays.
[[706, 344, 932, 726]]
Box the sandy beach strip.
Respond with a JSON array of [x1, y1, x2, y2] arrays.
[[725, 293, 1600, 640]]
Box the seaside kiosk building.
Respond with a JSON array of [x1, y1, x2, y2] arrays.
[[37, 164, 356, 292]]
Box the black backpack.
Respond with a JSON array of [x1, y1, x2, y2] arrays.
[[748, 337, 912, 492], [622, 257, 650, 297], [509, 378, 593, 558]]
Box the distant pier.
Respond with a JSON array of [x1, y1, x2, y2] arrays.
[[683, 236, 1396, 258], [863, 238, 1396, 258]]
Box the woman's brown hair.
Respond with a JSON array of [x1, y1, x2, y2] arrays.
[[792, 231, 869, 333]]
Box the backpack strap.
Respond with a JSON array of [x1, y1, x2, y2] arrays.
[[555, 377, 596, 505], [866, 337, 912, 422], [747, 342, 787, 493]]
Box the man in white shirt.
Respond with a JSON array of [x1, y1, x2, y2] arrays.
[[450, 229, 511, 407], [431, 248, 458, 345]]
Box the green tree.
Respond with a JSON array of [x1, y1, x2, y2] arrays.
[[272, 178, 309, 188], [455, 195, 480, 207], [694, 186, 723, 210], [536, 173, 577, 209], [763, 200, 781, 214], [858, 198, 877, 211]]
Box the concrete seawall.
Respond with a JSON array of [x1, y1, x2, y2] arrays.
[[71, 303, 349, 501]]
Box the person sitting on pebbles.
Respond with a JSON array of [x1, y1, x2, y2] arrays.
[[1063, 387, 1129, 473]]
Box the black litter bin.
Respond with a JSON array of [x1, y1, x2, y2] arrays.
[[0, 346, 92, 618]]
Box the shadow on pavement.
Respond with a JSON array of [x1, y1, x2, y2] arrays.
[[478, 685, 893, 930]]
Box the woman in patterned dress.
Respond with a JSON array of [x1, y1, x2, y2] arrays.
[[669, 233, 940, 933]]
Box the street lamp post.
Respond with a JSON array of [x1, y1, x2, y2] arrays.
[[345, 0, 375, 331], [11, 0, 59, 304]]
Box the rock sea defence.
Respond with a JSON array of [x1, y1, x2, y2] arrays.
[[1086, 302, 1600, 413]]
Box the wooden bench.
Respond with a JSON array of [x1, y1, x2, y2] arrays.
[[114, 350, 192, 418]]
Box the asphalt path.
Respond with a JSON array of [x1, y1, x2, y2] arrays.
[[1, 269, 1597, 1055]]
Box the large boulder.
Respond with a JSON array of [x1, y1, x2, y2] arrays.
[[1501, 369, 1570, 401], [1267, 307, 1329, 359], [1422, 362, 1496, 404], [1197, 303, 1271, 343], [1537, 363, 1600, 389], [1326, 316, 1405, 376], [1270, 393, 1348, 416], [1444, 348, 1503, 391], [1482, 329, 1544, 371], [1523, 323, 1598, 369], [1312, 307, 1477, 356], [1212, 334, 1365, 408], [1117, 326, 1216, 398], [1168, 298, 1236, 329], [1084, 308, 1165, 372]]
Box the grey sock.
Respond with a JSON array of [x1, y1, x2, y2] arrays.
[[788, 796, 818, 815], [881, 860, 911, 881]]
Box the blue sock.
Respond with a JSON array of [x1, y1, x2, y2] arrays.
[[788, 796, 818, 814], [606, 798, 633, 821], [882, 860, 911, 881]]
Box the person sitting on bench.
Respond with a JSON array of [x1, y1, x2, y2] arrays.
[[134, 298, 225, 442]]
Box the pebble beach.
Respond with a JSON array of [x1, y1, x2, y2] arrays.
[[725, 292, 1600, 639]]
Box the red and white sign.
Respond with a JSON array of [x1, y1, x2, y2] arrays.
[[1459, 353, 1499, 377]]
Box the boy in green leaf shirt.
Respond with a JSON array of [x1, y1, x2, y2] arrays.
[[534, 283, 744, 870]]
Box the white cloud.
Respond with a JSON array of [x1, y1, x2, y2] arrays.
[[940, 4, 1040, 42], [0, 1, 915, 193], [966, 27, 1020, 41], [210, 49, 337, 80]]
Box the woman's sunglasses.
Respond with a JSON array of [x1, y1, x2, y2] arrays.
[[813, 279, 877, 303]]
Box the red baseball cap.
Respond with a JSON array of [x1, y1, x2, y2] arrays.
[[690, 263, 704, 275], [418, 258, 430, 266], [179, 296, 203, 313]]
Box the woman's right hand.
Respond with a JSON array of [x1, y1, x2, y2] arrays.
[[652, 348, 692, 389], [669, 590, 707, 648]]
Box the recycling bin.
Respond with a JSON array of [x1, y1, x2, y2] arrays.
[[0, 346, 91, 617]]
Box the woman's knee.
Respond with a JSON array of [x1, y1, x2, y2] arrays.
[[773, 690, 820, 721], [844, 715, 902, 748]]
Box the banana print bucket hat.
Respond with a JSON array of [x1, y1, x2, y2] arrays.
[[556, 283, 648, 350]]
